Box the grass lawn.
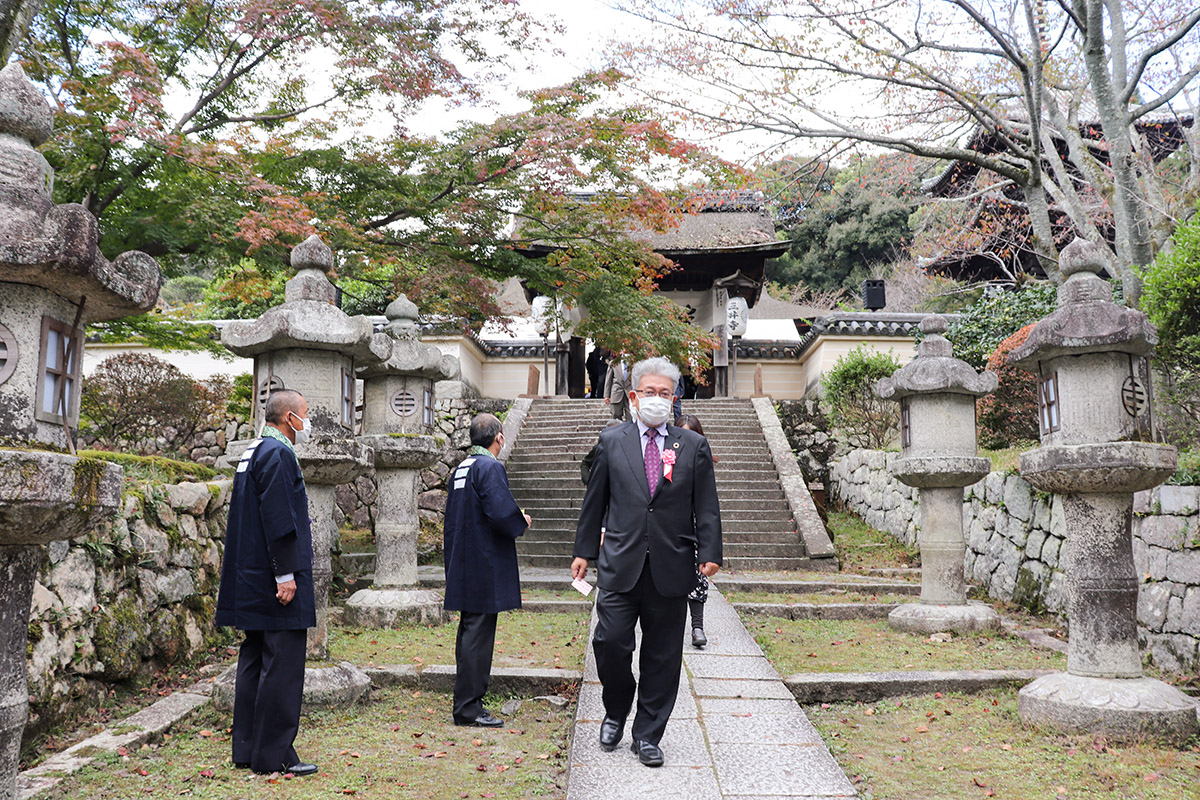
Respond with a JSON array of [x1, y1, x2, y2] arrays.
[[825, 511, 921, 575], [725, 590, 918, 605], [748, 617, 1066, 674], [338, 527, 376, 553], [40, 685, 571, 799], [330, 612, 588, 671], [808, 688, 1200, 800], [520, 587, 592, 603]]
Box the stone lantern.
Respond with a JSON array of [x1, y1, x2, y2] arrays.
[[1009, 238, 1197, 745], [344, 295, 459, 626], [875, 315, 1001, 633], [0, 64, 161, 796], [220, 235, 390, 664]]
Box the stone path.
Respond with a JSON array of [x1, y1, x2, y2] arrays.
[[568, 587, 857, 800]]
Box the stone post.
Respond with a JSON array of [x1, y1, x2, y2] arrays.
[[221, 236, 389, 668], [0, 63, 161, 798], [876, 315, 1001, 633], [1009, 238, 1197, 745], [344, 295, 459, 626]]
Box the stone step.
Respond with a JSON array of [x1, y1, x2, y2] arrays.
[[514, 500, 793, 515], [723, 542, 808, 558], [521, 509, 796, 526], [723, 555, 839, 572], [507, 471, 782, 485]]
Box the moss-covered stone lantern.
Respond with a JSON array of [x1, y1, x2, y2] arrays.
[[0, 63, 161, 797], [876, 315, 1001, 633], [1009, 238, 1197, 745], [344, 295, 459, 626]]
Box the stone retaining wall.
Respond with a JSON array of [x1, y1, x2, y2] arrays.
[[830, 449, 1200, 673], [775, 399, 836, 487], [26, 479, 235, 740]]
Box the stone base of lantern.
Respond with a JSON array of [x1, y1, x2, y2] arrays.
[[212, 661, 372, 714], [1018, 672, 1198, 746], [343, 587, 449, 627], [887, 601, 1001, 634]]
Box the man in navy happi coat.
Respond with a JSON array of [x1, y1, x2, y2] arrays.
[[216, 389, 318, 776], [443, 413, 530, 727]]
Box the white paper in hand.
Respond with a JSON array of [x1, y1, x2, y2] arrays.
[[571, 577, 593, 596]]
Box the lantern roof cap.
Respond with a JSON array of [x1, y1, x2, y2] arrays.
[[1007, 238, 1157, 370], [876, 314, 997, 400], [220, 234, 390, 361]]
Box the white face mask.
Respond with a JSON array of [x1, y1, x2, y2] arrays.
[[290, 412, 312, 445], [636, 396, 672, 427]]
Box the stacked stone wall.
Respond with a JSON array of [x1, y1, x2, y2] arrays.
[[26, 479, 235, 740], [335, 397, 512, 531], [775, 399, 836, 487], [830, 449, 1200, 673], [80, 413, 254, 466]]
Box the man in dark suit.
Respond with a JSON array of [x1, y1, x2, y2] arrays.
[[216, 389, 318, 776], [443, 413, 531, 727], [571, 357, 722, 767]]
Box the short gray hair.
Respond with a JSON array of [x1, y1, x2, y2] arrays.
[[264, 389, 305, 424], [469, 413, 503, 448], [630, 357, 681, 391]]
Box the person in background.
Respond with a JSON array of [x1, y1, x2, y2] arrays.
[[675, 414, 717, 648], [443, 413, 532, 727], [586, 346, 611, 399], [216, 389, 318, 776], [603, 357, 630, 421]]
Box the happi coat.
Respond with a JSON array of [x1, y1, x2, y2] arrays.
[[216, 433, 316, 631], [442, 450, 528, 614]]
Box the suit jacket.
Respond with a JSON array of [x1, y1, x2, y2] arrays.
[[443, 453, 529, 613], [216, 437, 316, 631], [603, 362, 629, 418], [574, 422, 722, 596]]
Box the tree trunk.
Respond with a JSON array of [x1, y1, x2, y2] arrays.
[[0, 0, 43, 64], [1078, 0, 1148, 305], [1022, 176, 1063, 284]]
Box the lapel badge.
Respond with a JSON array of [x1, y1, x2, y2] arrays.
[[672, 442, 680, 449]]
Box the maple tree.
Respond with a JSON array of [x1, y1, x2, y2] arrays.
[[15, 0, 732, 369], [618, 0, 1200, 305]]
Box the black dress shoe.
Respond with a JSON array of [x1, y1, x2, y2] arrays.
[[253, 762, 318, 776], [233, 761, 250, 769], [598, 716, 625, 751], [630, 739, 664, 767], [691, 627, 707, 648], [283, 762, 319, 777], [454, 711, 504, 728]]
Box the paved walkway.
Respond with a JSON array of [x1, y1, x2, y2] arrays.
[[568, 587, 857, 799]]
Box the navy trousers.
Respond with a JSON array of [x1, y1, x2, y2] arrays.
[[454, 611, 499, 722], [593, 556, 687, 745], [231, 629, 307, 772]]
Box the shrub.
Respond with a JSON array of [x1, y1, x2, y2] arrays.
[[821, 345, 902, 450], [80, 354, 230, 456], [1168, 449, 1200, 486], [977, 323, 1040, 449], [946, 283, 1058, 371], [1141, 217, 1200, 447]]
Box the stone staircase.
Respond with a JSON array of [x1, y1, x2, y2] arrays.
[[505, 397, 818, 570]]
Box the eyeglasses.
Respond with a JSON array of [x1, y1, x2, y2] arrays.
[[636, 389, 674, 399]]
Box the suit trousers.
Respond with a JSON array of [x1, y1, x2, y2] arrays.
[[593, 556, 687, 745], [454, 611, 499, 721], [231, 628, 307, 772]]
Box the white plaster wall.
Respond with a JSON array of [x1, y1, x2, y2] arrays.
[[82, 342, 251, 380]]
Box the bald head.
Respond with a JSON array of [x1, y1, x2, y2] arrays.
[[264, 389, 306, 424]]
